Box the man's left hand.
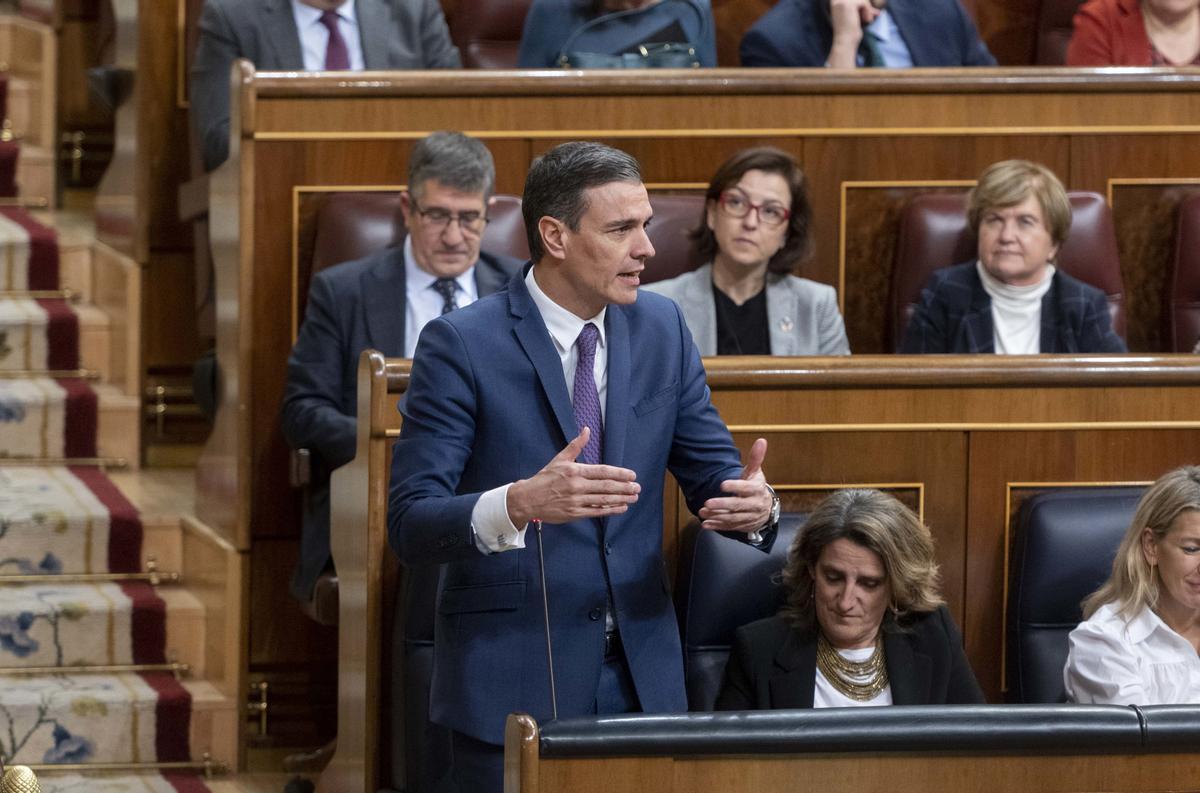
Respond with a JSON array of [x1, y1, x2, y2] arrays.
[[698, 437, 772, 533]]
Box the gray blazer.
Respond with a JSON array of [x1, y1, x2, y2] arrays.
[[191, 0, 461, 171], [642, 264, 851, 356]]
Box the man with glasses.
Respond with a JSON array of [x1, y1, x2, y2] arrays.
[[281, 131, 521, 605]]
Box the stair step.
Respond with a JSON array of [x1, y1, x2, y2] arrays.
[[16, 144, 53, 205], [96, 383, 140, 466], [0, 582, 202, 672], [186, 679, 239, 770], [0, 296, 84, 372]]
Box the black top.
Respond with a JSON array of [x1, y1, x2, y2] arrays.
[[713, 283, 770, 355]]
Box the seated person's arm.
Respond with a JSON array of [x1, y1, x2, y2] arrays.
[[952, 0, 997, 66], [937, 606, 987, 703], [1082, 292, 1128, 353], [191, 0, 238, 173], [816, 285, 852, 355], [1063, 619, 1146, 704], [714, 624, 758, 710], [416, 0, 464, 68], [281, 273, 357, 473], [898, 278, 952, 353]]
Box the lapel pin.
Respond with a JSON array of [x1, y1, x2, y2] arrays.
[[779, 317, 794, 333]]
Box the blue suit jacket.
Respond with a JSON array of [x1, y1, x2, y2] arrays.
[[898, 261, 1128, 354], [739, 0, 996, 67], [281, 244, 519, 602], [388, 267, 748, 744]]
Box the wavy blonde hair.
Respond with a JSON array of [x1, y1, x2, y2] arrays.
[[779, 489, 944, 632], [1082, 466, 1200, 619]]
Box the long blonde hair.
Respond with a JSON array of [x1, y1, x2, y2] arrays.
[[1082, 466, 1200, 619]]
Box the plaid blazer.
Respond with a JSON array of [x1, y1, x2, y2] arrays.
[[899, 261, 1127, 354]]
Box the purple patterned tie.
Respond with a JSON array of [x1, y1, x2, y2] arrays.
[[319, 10, 351, 71], [573, 323, 603, 465], [432, 278, 458, 315]]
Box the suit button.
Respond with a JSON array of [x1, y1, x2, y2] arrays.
[[604, 542, 612, 556], [588, 608, 602, 621]]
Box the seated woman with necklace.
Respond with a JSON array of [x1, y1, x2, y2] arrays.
[[642, 147, 850, 356], [716, 489, 985, 709], [1068, 0, 1200, 66], [1065, 466, 1200, 704]]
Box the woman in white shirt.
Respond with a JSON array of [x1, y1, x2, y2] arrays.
[[1064, 466, 1200, 704]]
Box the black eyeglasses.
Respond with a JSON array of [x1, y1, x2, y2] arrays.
[[413, 203, 489, 236], [717, 189, 791, 227]]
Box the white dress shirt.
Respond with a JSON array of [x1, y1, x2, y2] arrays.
[[977, 261, 1055, 354], [402, 237, 479, 358], [813, 645, 894, 708], [1064, 601, 1200, 705], [290, 0, 366, 71], [469, 266, 608, 553], [862, 10, 914, 68]]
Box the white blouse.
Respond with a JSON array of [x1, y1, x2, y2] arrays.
[[1064, 601, 1200, 705]]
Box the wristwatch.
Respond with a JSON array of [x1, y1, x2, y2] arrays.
[[747, 484, 780, 545]]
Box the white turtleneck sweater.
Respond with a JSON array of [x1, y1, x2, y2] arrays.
[[976, 261, 1055, 354]]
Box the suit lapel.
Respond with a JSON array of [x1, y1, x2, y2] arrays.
[[888, 0, 934, 66], [884, 628, 931, 705], [960, 267, 994, 353], [603, 307, 630, 469], [363, 248, 408, 357], [262, 0, 305, 69], [768, 628, 817, 708], [356, 0, 391, 69], [765, 277, 795, 356], [510, 271, 577, 447]]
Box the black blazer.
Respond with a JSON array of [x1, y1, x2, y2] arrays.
[[281, 243, 520, 601], [715, 606, 986, 709]]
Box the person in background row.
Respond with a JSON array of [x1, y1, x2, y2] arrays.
[[716, 488, 985, 710], [518, 0, 717, 68], [281, 131, 520, 605], [643, 147, 850, 356], [191, 0, 460, 172], [739, 0, 995, 68], [1065, 466, 1200, 704], [900, 159, 1127, 354], [1067, 0, 1200, 66]]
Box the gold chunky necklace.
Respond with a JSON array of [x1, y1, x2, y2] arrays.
[[816, 632, 889, 701]]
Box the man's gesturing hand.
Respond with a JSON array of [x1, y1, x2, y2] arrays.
[[506, 427, 640, 527], [698, 437, 772, 534]]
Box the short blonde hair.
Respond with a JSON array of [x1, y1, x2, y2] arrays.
[[779, 489, 944, 632], [967, 160, 1072, 247], [1083, 466, 1200, 619]]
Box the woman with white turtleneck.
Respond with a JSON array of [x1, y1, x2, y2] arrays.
[[900, 159, 1127, 355]]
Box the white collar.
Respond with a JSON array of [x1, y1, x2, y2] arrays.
[[976, 260, 1055, 307], [291, 0, 356, 26], [525, 266, 607, 354], [403, 236, 477, 296]]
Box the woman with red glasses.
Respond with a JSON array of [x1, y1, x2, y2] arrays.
[[643, 146, 850, 356]]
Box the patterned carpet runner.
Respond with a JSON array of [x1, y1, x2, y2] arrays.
[[0, 298, 79, 371]]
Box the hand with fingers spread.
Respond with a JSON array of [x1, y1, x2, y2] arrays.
[[699, 437, 773, 535], [506, 427, 641, 528]]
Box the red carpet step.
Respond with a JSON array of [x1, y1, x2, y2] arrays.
[[0, 207, 59, 290], [0, 377, 97, 458], [0, 297, 80, 370]]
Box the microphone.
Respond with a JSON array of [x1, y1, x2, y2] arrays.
[[1, 766, 42, 793], [532, 519, 559, 720]]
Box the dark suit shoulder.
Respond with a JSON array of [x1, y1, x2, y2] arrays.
[[894, 604, 957, 642], [1051, 268, 1108, 301], [310, 246, 403, 291], [477, 250, 524, 281]]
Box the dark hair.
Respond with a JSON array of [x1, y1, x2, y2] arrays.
[[408, 131, 495, 201], [779, 489, 944, 633], [522, 141, 642, 263], [690, 146, 813, 276]]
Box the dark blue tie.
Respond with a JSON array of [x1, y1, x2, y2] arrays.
[[432, 278, 458, 315], [573, 323, 603, 465]]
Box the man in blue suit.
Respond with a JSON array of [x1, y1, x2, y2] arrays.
[[389, 141, 779, 791], [282, 132, 521, 604], [740, 0, 995, 68]]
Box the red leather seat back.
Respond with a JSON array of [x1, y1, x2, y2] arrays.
[[643, 194, 707, 284], [1168, 193, 1200, 351], [447, 0, 534, 69], [890, 191, 1125, 351]]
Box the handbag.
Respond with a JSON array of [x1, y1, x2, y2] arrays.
[[556, 0, 707, 69]]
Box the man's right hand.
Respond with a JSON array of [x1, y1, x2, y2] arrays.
[[827, 0, 882, 67], [506, 427, 640, 527]]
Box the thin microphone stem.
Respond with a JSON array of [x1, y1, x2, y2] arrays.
[[534, 519, 558, 720]]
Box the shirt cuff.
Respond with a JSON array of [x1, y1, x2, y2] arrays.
[[470, 483, 528, 554]]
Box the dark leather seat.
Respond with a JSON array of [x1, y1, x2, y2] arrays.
[[675, 516, 804, 711], [1005, 487, 1143, 703], [1035, 0, 1086, 64], [889, 191, 1126, 351], [1167, 193, 1200, 351], [446, 0, 534, 68], [643, 194, 706, 284]]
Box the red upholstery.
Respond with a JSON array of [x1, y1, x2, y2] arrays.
[[889, 191, 1126, 351], [447, 0, 534, 69], [1167, 193, 1200, 352], [643, 194, 707, 284], [1035, 0, 1086, 65]]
